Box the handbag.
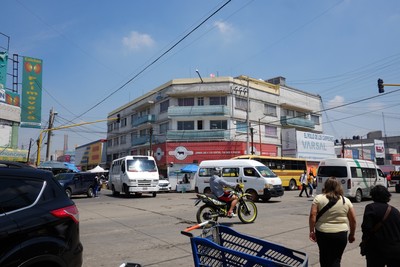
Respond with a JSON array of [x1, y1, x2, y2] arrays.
[[360, 205, 392, 256]]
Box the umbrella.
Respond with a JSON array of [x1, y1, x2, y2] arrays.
[[180, 164, 198, 173]]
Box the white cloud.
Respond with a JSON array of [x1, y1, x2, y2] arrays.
[[327, 95, 345, 109], [122, 31, 155, 51], [214, 20, 234, 36]]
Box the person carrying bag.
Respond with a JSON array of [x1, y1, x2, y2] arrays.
[[361, 185, 400, 266]]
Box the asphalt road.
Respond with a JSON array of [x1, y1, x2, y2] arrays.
[[73, 186, 400, 267]]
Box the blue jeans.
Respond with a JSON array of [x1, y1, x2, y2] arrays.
[[308, 183, 314, 195]]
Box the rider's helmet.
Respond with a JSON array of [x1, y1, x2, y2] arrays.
[[211, 167, 221, 176]]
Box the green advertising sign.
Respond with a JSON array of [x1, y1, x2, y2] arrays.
[[0, 51, 8, 90], [21, 57, 43, 128]]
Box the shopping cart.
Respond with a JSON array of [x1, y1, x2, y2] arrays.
[[181, 221, 308, 267]]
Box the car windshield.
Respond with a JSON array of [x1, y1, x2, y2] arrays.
[[127, 159, 157, 172], [256, 166, 277, 178]]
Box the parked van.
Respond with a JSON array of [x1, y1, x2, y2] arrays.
[[55, 172, 97, 198], [194, 159, 284, 201], [315, 158, 387, 202], [109, 155, 159, 197]]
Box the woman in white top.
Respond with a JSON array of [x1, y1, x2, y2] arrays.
[[309, 177, 356, 267]]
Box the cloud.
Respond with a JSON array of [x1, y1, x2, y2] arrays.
[[122, 31, 155, 51], [327, 95, 345, 109], [214, 20, 234, 37]]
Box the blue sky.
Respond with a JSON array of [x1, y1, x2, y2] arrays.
[[2, 0, 400, 154]]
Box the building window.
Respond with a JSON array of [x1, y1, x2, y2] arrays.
[[264, 104, 277, 117], [178, 121, 194, 130], [178, 98, 194, 106], [285, 109, 295, 117], [139, 129, 147, 137], [235, 97, 248, 110], [198, 97, 204, 106], [236, 121, 247, 133], [107, 139, 112, 147], [265, 125, 277, 137], [197, 120, 203, 130], [113, 121, 119, 130], [311, 114, 320, 125], [159, 122, 169, 134], [131, 114, 138, 126], [121, 117, 127, 127], [113, 137, 119, 146], [120, 135, 126, 145], [210, 120, 227, 130], [210, 96, 227, 105], [108, 123, 113, 132], [160, 100, 169, 113]]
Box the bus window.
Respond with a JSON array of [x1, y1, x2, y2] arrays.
[[222, 168, 239, 177]]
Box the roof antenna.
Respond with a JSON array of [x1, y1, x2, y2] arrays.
[[196, 69, 204, 83]]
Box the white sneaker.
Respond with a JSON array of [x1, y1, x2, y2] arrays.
[[227, 212, 236, 218]]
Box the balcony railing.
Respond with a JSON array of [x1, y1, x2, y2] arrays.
[[168, 105, 229, 117], [280, 116, 315, 129], [131, 136, 149, 146], [166, 130, 230, 140], [132, 114, 156, 127]]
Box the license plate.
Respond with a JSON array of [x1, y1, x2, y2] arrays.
[[143, 187, 148, 190]]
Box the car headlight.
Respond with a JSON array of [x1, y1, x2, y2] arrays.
[[264, 183, 273, 189]]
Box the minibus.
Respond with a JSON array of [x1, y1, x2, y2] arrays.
[[315, 158, 386, 202], [194, 159, 284, 201], [109, 156, 159, 197]]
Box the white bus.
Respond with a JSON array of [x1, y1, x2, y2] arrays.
[[109, 155, 159, 197], [194, 159, 284, 202], [315, 158, 387, 202]]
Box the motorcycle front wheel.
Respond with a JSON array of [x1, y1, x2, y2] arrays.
[[238, 200, 257, 223], [196, 205, 219, 224]]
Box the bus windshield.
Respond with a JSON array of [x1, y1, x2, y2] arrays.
[[127, 159, 157, 172], [256, 166, 277, 178]]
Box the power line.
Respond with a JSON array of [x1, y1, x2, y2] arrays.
[[73, 0, 232, 120]]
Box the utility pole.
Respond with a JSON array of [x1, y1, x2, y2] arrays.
[[36, 116, 120, 166], [45, 107, 57, 161]]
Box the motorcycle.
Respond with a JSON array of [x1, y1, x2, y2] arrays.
[[195, 184, 258, 224]]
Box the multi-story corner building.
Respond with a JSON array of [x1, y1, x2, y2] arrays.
[[106, 75, 323, 177]]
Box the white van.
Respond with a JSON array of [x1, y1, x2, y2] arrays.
[[315, 158, 387, 202], [109, 155, 159, 197], [194, 159, 284, 201]]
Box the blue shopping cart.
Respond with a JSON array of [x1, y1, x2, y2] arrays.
[[182, 221, 308, 267]]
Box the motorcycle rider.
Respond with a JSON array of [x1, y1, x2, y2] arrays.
[[209, 167, 239, 217]]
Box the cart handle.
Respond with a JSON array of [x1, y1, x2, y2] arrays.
[[181, 221, 212, 237]]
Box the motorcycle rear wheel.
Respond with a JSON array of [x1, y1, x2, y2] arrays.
[[238, 200, 257, 223], [196, 205, 219, 224]]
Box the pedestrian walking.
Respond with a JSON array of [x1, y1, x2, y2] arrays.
[[299, 170, 309, 197], [308, 169, 315, 197], [361, 185, 400, 267], [309, 177, 356, 267], [93, 174, 100, 197]]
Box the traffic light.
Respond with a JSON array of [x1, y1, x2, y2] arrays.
[[116, 114, 120, 123], [378, 78, 384, 93]]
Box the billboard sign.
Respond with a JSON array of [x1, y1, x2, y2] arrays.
[[21, 57, 43, 128], [374, 139, 385, 158], [282, 129, 336, 160], [0, 51, 8, 90]]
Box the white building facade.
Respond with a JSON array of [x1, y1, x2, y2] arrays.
[[106, 75, 323, 177]]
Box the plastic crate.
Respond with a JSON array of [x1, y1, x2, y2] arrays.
[[189, 225, 308, 267]]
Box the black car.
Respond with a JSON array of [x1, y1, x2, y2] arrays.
[[0, 161, 83, 267]]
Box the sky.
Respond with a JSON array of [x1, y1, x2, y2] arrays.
[[2, 0, 400, 156]]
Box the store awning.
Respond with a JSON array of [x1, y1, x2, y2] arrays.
[[180, 164, 198, 173]]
